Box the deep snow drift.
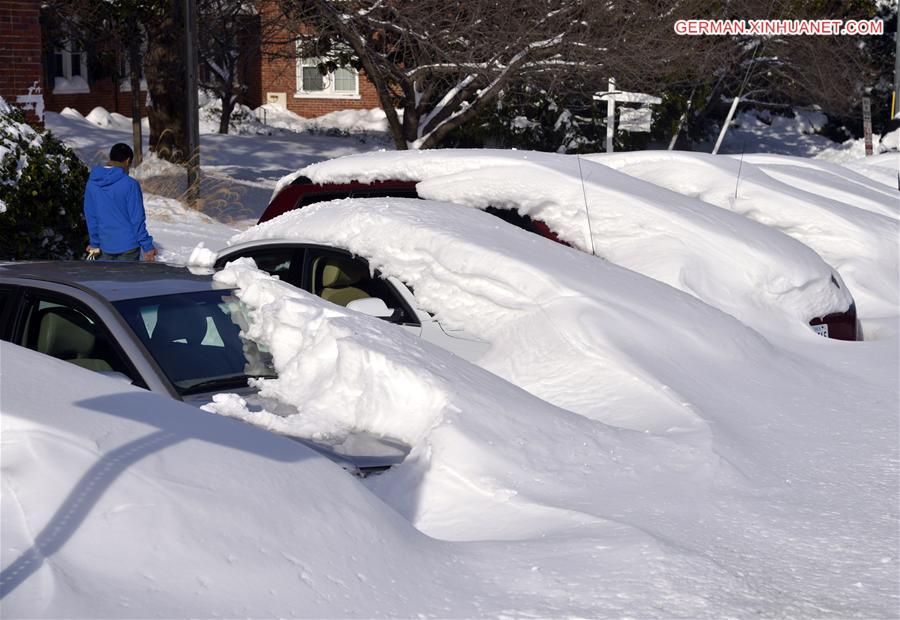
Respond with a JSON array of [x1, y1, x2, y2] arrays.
[[207, 224, 898, 615]]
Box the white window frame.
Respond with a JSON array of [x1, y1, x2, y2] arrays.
[[53, 47, 90, 94], [294, 56, 360, 100]]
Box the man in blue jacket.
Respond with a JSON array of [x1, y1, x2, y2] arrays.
[[84, 143, 157, 261]]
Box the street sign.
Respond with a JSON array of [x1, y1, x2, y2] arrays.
[[618, 107, 652, 132], [593, 79, 661, 151]]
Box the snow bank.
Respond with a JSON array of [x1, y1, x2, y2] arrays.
[[0, 342, 457, 617], [843, 151, 900, 189], [291, 149, 852, 337], [143, 194, 242, 264], [256, 104, 395, 136], [588, 150, 899, 320], [814, 127, 900, 164]]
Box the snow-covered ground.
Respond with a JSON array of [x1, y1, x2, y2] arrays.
[[3, 105, 896, 617]]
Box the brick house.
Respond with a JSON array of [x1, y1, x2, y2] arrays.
[[0, 1, 45, 122], [0, 2, 381, 124], [256, 10, 382, 117]]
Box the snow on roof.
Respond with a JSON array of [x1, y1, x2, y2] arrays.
[[286, 149, 851, 334], [587, 150, 898, 318]]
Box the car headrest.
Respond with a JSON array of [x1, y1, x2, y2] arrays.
[[151, 304, 209, 345], [321, 259, 368, 288], [36, 307, 96, 359]]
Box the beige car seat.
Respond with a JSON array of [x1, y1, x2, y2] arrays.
[[36, 307, 113, 372], [319, 258, 371, 307]]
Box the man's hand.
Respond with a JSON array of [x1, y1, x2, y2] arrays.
[[86, 245, 100, 257], [142, 247, 158, 262]]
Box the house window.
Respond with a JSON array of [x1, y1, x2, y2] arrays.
[[53, 47, 90, 94], [295, 57, 359, 99]]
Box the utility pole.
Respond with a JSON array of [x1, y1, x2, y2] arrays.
[[605, 77, 615, 153], [184, 0, 200, 206], [127, 16, 142, 166], [894, 6, 899, 122]]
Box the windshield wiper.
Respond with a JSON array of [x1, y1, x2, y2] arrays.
[[180, 373, 276, 395]]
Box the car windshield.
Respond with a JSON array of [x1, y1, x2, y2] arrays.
[[113, 289, 275, 395]]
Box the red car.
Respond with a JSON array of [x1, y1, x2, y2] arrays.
[[259, 177, 858, 341]]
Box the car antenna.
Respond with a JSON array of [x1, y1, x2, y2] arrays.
[[733, 136, 748, 205], [576, 155, 598, 256]]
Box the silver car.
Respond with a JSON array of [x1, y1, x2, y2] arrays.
[[0, 261, 402, 472]]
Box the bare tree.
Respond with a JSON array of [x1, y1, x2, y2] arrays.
[[197, 0, 288, 134], [277, 0, 718, 150]]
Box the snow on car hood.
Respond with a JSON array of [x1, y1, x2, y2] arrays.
[[290, 149, 853, 335], [586, 150, 898, 320]]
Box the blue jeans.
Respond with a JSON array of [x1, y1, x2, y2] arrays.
[[99, 248, 141, 261]]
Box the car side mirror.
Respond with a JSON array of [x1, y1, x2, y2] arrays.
[[346, 298, 393, 318]]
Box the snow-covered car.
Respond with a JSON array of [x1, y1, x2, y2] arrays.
[[0, 261, 400, 471], [218, 196, 820, 434], [214, 240, 490, 361], [261, 150, 861, 340]]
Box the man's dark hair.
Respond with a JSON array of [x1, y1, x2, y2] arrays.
[[109, 143, 134, 163]]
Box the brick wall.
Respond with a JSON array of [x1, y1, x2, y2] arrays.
[[0, 1, 44, 123]]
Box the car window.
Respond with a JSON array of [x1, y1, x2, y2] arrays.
[[217, 248, 300, 287], [305, 251, 419, 326], [17, 294, 137, 381], [113, 290, 275, 395], [0, 288, 15, 339]]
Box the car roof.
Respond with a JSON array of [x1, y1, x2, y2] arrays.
[[0, 261, 220, 301]]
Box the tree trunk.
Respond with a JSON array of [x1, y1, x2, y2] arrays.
[[219, 91, 235, 134], [144, 3, 188, 163]]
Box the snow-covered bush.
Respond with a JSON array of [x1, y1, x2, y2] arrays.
[[0, 98, 88, 260]]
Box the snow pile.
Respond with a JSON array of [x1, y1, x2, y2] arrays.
[[67, 106, 150, 134], [256, 104, 395, 136], [206, 258, 727, 533], [588, 150, 899, 322], [292, 149, 852, 337], [0, 342, 458, 617], [815, 127, 900, 164], [219, 210, 899, 615]]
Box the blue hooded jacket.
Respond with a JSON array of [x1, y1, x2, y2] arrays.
[[83, 166, 153, 254]]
